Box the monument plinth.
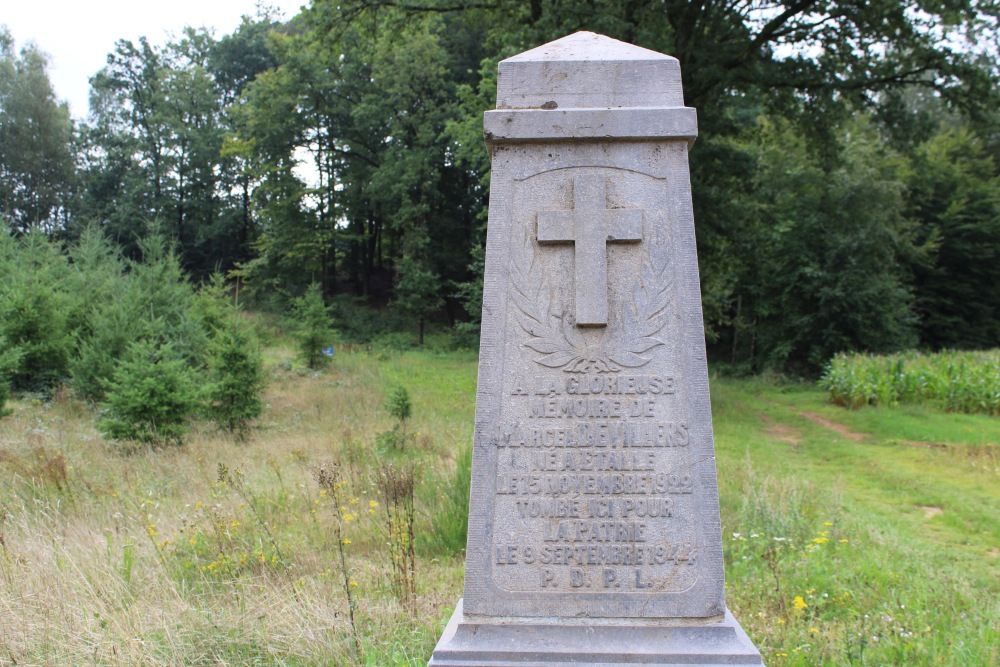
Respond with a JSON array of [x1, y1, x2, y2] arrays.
[[429, 31, 764, 666]]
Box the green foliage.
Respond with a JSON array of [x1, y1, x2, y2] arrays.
[[722, 119, 919, 374], [0, 233, 78, 393], [385, 386, 412, 424], [80, 22, 278, 276], [3, 1, 1000, 389], [377, 386, 414, 452], [98, 340, 200, 446], [820, 349, 1000, 415], [291, 283, 334, 370], [206, 318, 266, 437], [0, 29, 74, 233], [0, 334, 20, 418], [906, 128, 1000, 350], [0, 380, 9, 419], [68, 234, 204, 402], [194, 274, 266, 437], [419, 442, 471, 557]]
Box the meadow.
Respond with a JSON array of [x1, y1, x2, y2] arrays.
[[0, 337, 997, 666]]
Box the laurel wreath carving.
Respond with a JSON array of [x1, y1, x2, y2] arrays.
[[510, 228, 673, 373]]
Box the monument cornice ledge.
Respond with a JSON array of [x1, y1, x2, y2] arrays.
[[483, 106, 697, 144]]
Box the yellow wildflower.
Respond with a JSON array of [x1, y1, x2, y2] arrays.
[[793, 596, 808, 610]]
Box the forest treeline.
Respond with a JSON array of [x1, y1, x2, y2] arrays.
[[2, 1, 1000, 374]]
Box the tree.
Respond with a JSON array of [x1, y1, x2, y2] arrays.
[[0, 334, 20, 418], [727, 118, 919, 373], [907, 127, 1000, 349], [206, 318, 265, 438], [292, 282, 334, 369], [0, 232, 78, 392], [328, 0, 999, 352], [81, 20, 279, 276], [233, 7, 481, 307], [0, 28, 74, 233], [393, 225, 444, 344], [194, 273, 267, 437], [98, 340, 199, 446]]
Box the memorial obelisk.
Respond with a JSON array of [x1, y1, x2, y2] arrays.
[[429, 31, 764, 666]]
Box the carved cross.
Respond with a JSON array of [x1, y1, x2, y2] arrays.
[[536, 174, 643, 326]]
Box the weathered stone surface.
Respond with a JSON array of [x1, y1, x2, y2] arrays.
[[429, 31, 763, 667]]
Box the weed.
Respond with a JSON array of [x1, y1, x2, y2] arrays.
[[314, 460, 361, 650], [0, 445, 70, 492], [418, 442, 471, 557], [217, 463, 288, 567], [373, 460, 417, 612]]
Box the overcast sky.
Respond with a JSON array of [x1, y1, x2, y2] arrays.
[[3, 0, 306, 120]]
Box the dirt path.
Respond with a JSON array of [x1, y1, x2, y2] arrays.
[[798, 411, 868, 442]]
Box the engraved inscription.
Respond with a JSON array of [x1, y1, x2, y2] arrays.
[[489, 167, 698, 598]]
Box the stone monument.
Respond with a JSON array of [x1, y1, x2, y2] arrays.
[[429, 31, 764, 666]]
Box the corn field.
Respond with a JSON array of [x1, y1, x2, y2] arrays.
[[820, 349, 1000, 415]]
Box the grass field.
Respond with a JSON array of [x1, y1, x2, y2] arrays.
[[0, 342, 997, 666]]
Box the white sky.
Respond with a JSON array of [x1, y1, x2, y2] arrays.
[[3, 0, 307, 120]]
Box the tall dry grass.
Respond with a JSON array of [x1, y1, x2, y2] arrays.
[[0, 344, 472, 665]]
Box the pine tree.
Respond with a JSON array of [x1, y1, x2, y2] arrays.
[[292, 283, 333, 370], [99, 340, 199, 446], [206, 318, 265, 438]]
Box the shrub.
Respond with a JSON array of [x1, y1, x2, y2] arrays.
[[69, 234, 203, 402], [292, 283, 334, 370], [385, 386, 412, 425], [0, 381, 10, 419], [206, 320, 265, 438], [373, 460, 418, 611], [99, 340, 200, 446], [0, 336, 20, 419]]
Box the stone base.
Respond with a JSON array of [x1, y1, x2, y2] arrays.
[[428, 600, 764, 667]]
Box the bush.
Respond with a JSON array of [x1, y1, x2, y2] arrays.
[[0, 335, 20, 418], [292, 283, 334, 370], [206, 319, 265, 438], [0, 234, 77, 393], [69, 235, 204, 402], [0, 383, 10, 419], [99, 340, 200, 446]]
